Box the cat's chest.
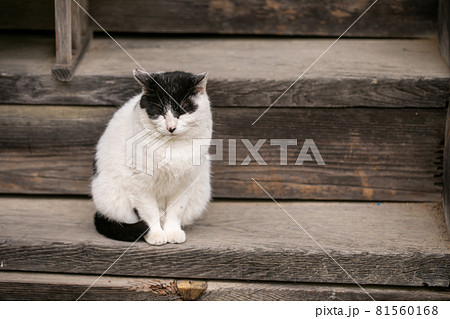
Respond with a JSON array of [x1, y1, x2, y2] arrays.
[[157, 139, 192, 165], [135, 139, 200, 178]]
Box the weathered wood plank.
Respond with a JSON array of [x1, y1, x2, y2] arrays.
[[2, 75, 448, 109], [439, 0, 450, 66], [0, 34, 448, 107], [1, 272, 449, 301], [2, 74, 448, 109], [89, 0, 439, 37], [0, 272, 180, 301], [0, 105, 444, 200], [443, 107, 450, 232], [200, 281, 450, 301], [0, 198, 449, 287], [0, 0, 439, 37]]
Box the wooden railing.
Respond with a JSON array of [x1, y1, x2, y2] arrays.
[[52, 0, 91, 81]]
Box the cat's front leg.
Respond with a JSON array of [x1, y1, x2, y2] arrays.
[[145, 226, 167, 246], [164, 218, 186, 244], [163, 193, 191, 244], [135, 195, 167, 245]]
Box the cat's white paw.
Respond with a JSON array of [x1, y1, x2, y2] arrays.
[[165, 229, 186, 244], [145, 229, 167, 246]]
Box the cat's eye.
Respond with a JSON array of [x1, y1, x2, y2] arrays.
[[140, 95, 164, 119], [180, 100, 197, 114]]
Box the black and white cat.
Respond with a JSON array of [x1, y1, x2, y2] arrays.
[[92, 70, 212, 245]]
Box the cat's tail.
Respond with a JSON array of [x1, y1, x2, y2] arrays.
[[94, 212, 149, 242]]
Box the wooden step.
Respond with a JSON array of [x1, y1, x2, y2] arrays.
[[1, 272, 449, 301], [0, 0, 439, 37], [0, 105, 445, 200], [1, 197, 449, 288], [0, 34, 448, 107], [0, 34, 448, 200]]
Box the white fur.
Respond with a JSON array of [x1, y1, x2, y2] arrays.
[[91, 90, 212, 245]]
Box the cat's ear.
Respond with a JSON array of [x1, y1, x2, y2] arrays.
[[133, 69, 151, 88], [194, 72, 208, 94]]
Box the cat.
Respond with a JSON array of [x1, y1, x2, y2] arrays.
[[92, 69, 212, 245]]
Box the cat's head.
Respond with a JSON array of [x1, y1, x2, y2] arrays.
[[133, 69, 211, 137]]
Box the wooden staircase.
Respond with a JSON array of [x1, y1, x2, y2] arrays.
[[0, 0, 449, 300]]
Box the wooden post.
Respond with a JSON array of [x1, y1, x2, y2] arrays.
[[52, 0, 91, 82], [439, 0, 450, 66], [54, 0, 71, 68], [71, 1, 82, 54]]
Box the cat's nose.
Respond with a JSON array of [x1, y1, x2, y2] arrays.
[[165, 113, 178, 133], [166, 122, 177, 133]]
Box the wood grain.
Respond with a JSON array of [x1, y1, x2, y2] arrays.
[[0, 0, 438, 37], [1, 272, 449, 301], [54, 0, 72, 66], [0, 34, 448, 107], [0, 198, 449, 287], [439, 0, 450, 66], [200, 281, 450, 301], [443, 107, 450, 232], [0, 272, 180, 301], [0, 105, 444, 200]]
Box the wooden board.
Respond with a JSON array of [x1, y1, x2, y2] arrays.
[[0, 105, 445, 201], [201, 281, 450, 301], [1, 272, 449, 301], [0, 34, 448, 107], [0, 272, 180, 301], [0, 0, 438, 37], [439, 0, 450, 66], [0, 198, 449, 287], [443, 107, 450, 232]]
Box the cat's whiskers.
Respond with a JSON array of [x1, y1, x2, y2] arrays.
[[147, 101, 163, 108]]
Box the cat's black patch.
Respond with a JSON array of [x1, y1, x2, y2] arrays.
[[136, 71, 205, 119], [94, 212, 149, 242]]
